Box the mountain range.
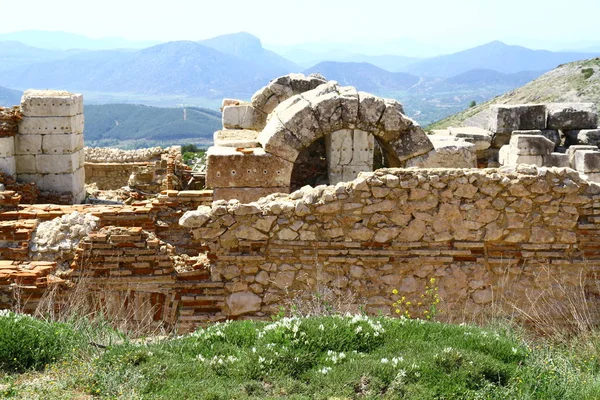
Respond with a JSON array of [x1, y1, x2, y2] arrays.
[[0, 31, 599, 127]]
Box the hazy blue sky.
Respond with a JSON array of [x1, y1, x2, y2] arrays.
[[3, 0, 599, 52]]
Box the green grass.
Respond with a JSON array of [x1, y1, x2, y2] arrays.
[[2, 313, 600, 399]]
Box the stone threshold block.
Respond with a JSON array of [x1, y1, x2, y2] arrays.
[[222, 104, 267, 131], [574, 150, 600, 173], [547, 103, 598, 131], [512, 129, 560, 147], [509, 135, 554, 156], [448, 126, 492, 152], [205, 146, 294, 189], [544, 153, 569, 168], [213, 130, 260, 148], [18, 114, 84, 135], [212, 187, 289, 203], [21, 90, 83, 117], [565, 129, 600, 147], [0, 136, 14, 158]]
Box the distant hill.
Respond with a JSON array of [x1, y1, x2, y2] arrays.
[[428, 58, 600, 129], [84, 104, 221, 147], [0, 30, 160, 50], [0, 41, 291, 99], [0, 41, 87, 72], [200, 32, 299, 75], [0, 86, 22, 107], [304, 62, 420, 92], [402, 41, 600, 78]]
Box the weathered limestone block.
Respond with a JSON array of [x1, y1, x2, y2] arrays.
[[567, 145, 599, 168], [509, 135, 554, 156], [226, 291, 262, 316], [36, 153, 80, 174], [15, 154, 37, 174], [499, 145, 510, 166], [257, 115, 304, 162], [406, 137, 476, 168], [507, 154, 544, 167], [547, 103, 598, 130], [489, 104, 547, 147], [0, 136, 14, 158], [326, 129, 375, 185], [448, 126, 492, 151], [272, 95, 323, 147], [21, 90, 83, 117], [42, 133, 83, 154], [544, 153, 570, 168], [565, 129, 600, 147], [213, 129, 260, 148], [251, 73, 326, 114], [39, 167, 85, 193], [205, 146, 294, 189], [14, 134, 42, 155], [0, 156, 16, 177], [512, 129, 560, 147], [214, 187, 289, 203], [356, 92, 386, 133], [179, 206, 212, 228], [18, 114, 84, 135], [301, 81, 358, 134], [222, 104, 267, 131], [574, 150, 600, 173]]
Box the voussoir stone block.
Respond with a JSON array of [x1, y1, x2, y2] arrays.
[[19, 114, 84, 135], [21, 90, 83, 117], [574, 150, 600, 173], [257, 116, 304, 163], [547, 103, 598, 131], [273, 95, 323, 147], [222, 104, 267, 131], [205, 146, 294, 189]]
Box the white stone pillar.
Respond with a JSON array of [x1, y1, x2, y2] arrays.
[[16, 90, 85, 203]]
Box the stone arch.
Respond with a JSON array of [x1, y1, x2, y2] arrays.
[[256, 81, 434, 188]]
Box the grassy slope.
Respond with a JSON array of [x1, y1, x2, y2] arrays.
[[428, 57, 600, 130], [84, 104, 221, 147], [3, 314, 600, 399]]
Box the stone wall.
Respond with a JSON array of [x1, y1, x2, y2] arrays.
[[182, 166, 600, 322]]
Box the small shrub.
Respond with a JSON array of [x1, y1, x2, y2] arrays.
[[0, 310, 81, 372], [392, 277, 441, 320], [582, 68, 594, 79]]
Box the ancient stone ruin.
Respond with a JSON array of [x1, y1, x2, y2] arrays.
[[1, 75, 600, 332], [208, 74, 433, 202]]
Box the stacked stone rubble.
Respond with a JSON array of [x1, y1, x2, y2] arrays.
[[0, 107, 22, 177], [16, 90, 85, 203]]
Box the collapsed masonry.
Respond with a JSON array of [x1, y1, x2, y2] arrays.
[[3, 75, 600, 332], [433, 103, 600, 181], [207, 74, 434, 203]]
